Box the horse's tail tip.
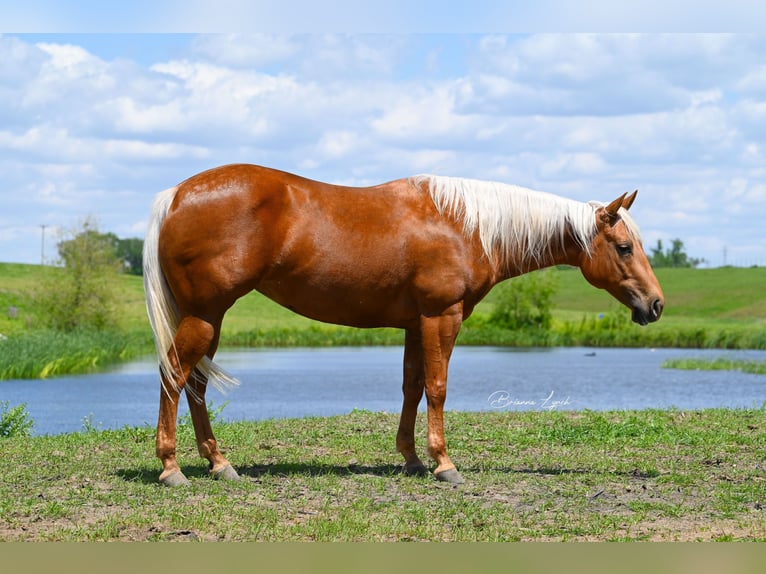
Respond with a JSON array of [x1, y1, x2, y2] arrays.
[[199, 357, 240, 393]]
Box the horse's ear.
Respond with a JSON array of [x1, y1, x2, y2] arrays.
[[622, 190, 638, 211], [604, 192, 627, 218]]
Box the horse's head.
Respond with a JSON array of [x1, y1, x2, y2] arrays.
[[578, 191, 664, 325]]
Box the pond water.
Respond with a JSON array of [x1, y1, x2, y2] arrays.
[[2, 346, 766, 436]]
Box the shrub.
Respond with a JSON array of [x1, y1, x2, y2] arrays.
[[0, 401, 34, 438], [489, 269, 559, 331]]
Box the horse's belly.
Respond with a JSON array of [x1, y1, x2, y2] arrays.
[[255, 276, 417, 329]]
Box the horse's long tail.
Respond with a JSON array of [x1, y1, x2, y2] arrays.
[[143, 187, 239, 396]]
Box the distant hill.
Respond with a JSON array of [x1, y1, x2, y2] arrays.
[[542, 266, 766, 322]]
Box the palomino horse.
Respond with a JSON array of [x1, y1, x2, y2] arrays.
[[144, 164, 664, 486]]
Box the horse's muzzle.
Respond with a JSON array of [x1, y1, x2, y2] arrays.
[[632, 298, 664, 326]]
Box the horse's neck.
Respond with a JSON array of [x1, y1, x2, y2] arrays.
[[494, 224, 587, 281]]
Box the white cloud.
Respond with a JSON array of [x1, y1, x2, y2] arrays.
[[724, 178, 766, 210], [539, 152, 607, 178], [372, 86, 461, 140], [736, 64, 766, 94], [733, 99, 766, 135], [2, 33, 766, 267], [148, 59, 299, 137], [0, 126, 207, 162], [191, 34, 300, 68], [37, 42, 100, 71], [107, 97, 187, 133], [101, 139, 210, 160], [314, 130, 361, 159], [466, 34, 758, 118]]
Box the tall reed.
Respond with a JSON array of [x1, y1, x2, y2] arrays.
[[0, 330, 150, 380], [220, 325, 403, 347]]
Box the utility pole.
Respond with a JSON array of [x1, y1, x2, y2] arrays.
[[40, 224, 47, 265]]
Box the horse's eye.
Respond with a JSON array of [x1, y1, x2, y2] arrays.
[[616, 243, 633, 256]]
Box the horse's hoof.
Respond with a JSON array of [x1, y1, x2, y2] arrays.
[[435, 468, 465, 484], [403, 463, 429, 477], [160, 470, 191, 487], [212, 464, 240, 481]]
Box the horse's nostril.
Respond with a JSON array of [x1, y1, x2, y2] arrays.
[[652, 298, 664, 319]]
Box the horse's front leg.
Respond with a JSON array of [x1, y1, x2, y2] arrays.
[[419, 306, 465, 484], [396, 329, 428, 476]]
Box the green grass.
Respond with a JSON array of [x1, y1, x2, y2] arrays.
[[1, 408, 764, 541], [663, 357, 766, 376], [0, 263, 148, 336], [0, 263, 41, 336]]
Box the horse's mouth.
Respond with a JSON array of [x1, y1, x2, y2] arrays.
[[632, 298, 664, 326]]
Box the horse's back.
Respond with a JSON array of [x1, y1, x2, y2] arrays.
[[159, 164, 491, 328]]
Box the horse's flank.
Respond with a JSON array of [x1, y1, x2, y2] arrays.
[[143, 185, 238, 396]]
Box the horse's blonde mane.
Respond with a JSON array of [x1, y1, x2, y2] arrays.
[[412, 174, 640, 270]]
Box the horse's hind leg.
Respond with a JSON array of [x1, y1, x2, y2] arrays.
[[156, 315, 217, 486], [184, 330, 239, 481]]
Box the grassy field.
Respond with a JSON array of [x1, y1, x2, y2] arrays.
[[3, 262, 766, 341], [1, 408, 764, 541]]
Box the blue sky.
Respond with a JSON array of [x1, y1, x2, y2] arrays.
[[1, 26, 766, 266]]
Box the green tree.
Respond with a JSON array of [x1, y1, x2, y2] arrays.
[[59, 231, 143, 275], [489, 268, 559, 330], [649, 238, 703, 268], [36, 217, 123, 331], [115, 237, 144, 275]]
